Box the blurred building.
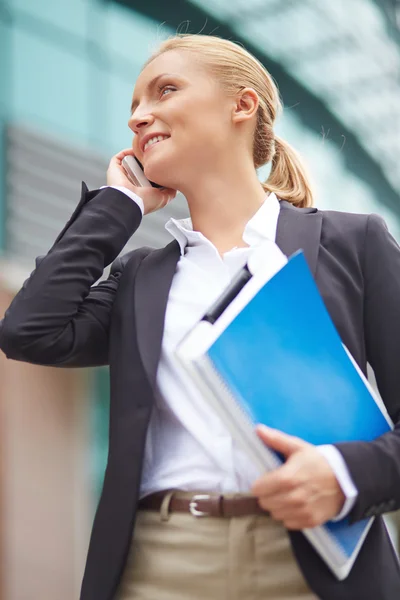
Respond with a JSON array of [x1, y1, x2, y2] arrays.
[[0, 1, 399, 598]]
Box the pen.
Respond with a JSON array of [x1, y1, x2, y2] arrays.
[[202, 264, 252, 325]]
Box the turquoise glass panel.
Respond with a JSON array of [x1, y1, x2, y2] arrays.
[[0, 16, 10, 252], [11, 0, 88, 38], [10, 26, 90, 144], [107, 69, 140, 154], [106, 3, 170, 65]]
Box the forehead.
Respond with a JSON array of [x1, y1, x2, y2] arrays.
[[134, 50, 205, 92]]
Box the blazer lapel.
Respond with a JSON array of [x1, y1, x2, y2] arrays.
[[134, 240, 181, 389], [276, 201, 322, 277]]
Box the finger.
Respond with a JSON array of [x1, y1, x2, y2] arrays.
[[269, 501, 316, 524], [114, 148, 136, 160], [283, 514, 324, 530], [259, 488, 308, 513], [251, 461, 299, 497], [268, 503, 322, 530], [160, 188, 177, 205], [282, 519, 306, 531], [262, 499, 315, 529], [109, 149, 137, 170], [255, 425, 308, 457], [146, 188, 177, 214], [167, 189, 178, 202]]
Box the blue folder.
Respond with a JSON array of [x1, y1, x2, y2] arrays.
[[177, 250, 392, 580]]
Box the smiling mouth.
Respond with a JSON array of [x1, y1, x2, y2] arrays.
[[143, 135, 170, 153]]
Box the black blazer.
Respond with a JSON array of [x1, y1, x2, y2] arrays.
[[1, 185, 400, 600]]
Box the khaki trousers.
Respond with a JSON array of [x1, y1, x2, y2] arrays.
[[116, 492, 318, 600]]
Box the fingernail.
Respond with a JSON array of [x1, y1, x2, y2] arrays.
[[256, 424, 270, 434]]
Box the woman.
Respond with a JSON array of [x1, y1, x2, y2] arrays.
[[1, 34, 400, 600]]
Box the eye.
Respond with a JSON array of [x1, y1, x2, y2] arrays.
[[158, 84, 176, 97]]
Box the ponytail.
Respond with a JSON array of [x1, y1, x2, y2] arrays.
[[262, 136, 314, 208]]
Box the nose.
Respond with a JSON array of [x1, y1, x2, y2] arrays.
[[128, 111, 155, 133]]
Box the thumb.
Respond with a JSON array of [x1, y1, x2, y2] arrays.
[[159, 188, 177, 209], [255, 424, 309, 457]]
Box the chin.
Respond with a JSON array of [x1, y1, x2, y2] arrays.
[[144, 157, 176, 189]]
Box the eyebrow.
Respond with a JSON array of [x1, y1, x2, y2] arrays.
[[130, 73, 179, 114]]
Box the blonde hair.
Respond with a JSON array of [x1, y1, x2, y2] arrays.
[[144, 34, 314, 208]]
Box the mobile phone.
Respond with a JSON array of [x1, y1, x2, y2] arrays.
[[121, 155, 163, 188]]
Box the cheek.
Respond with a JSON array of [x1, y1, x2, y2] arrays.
[[172, 98, 213, 138], [195, 103, 230, 145], [131, 137, 140, 157], [175, 113, 219, 152]]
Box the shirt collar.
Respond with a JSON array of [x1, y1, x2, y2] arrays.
[[165, 193, 280, 256]]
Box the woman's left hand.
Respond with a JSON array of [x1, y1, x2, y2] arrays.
[[251, 425, 346, 530]]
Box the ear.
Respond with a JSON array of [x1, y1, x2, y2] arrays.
[[232, 87, 259, 124]]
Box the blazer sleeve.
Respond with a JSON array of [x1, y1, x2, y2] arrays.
[[0, 183, 144, 368], [335, 213, 400, 522]]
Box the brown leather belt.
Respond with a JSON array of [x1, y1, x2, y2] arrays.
[[138, 491, 269, 518]]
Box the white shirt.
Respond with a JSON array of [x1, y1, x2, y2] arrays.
[[106, 185, 358, 520]]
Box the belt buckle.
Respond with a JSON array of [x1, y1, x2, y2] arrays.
[[189, 494, 211, 517]]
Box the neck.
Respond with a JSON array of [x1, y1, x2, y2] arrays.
[[180, 162, 268, 255]]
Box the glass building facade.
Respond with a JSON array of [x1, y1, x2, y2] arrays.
[[0, 0, 399, 556], [1, 0, 399, 269]]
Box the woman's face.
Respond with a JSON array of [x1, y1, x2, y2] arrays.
[[128, 50, 236, 190]]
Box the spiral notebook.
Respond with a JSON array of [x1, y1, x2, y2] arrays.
[[175, 244, 392, 581]]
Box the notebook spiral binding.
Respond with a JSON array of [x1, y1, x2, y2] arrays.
[[195, 354, 281, 473]]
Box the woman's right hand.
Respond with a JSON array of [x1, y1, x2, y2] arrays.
[[106, 148, 177, 216]]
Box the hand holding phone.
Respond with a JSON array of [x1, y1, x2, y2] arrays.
[[122, 155, 164, 189], [107, 149, 177, 216]]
